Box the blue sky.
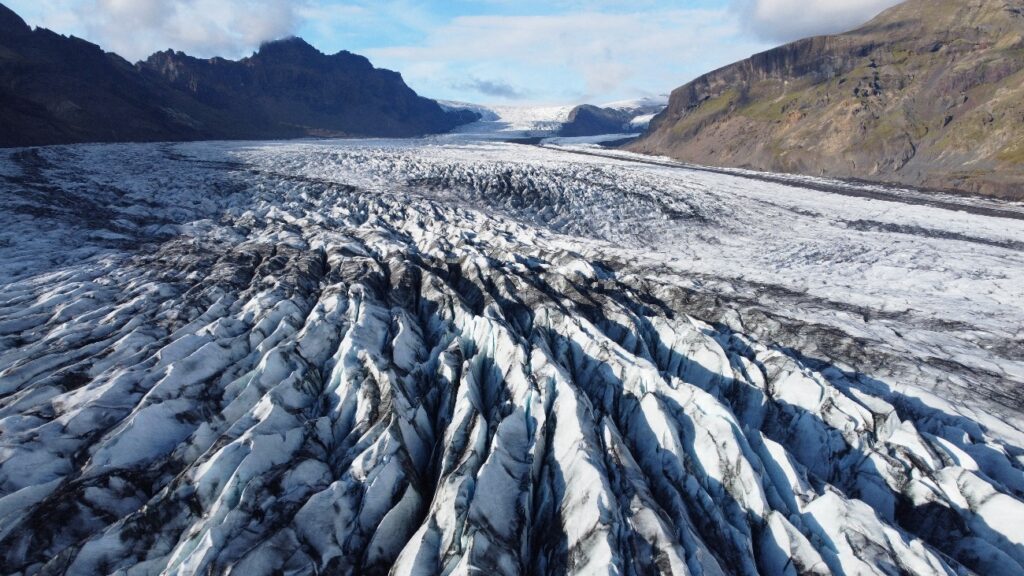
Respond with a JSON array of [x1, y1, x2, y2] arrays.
[[7, 0, 901, 105]]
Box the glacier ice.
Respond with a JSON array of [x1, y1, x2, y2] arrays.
[[0, 140, 1022, 575]]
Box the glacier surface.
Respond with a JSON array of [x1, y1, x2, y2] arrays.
[[0, 139, 1022, 575]]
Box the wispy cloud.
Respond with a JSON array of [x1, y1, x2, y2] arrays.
[[368, 9, 763, 104], [452, 77, 529, 100]]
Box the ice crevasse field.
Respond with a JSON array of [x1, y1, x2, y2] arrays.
[[0, 135, 1023, 575]]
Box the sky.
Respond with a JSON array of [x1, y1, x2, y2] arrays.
[[6, 0, 902, 105]]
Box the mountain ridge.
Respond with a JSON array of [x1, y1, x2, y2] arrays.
[[0, 3, 474, 147], [138, 36, 475, 138], [0, 3, 218, 146]]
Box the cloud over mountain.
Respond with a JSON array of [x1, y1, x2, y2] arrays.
[[3, 0, 903, 103], [8, 0, 302, 60]]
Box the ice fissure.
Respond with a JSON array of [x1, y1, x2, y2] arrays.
[[0, 141, 1022, 575]]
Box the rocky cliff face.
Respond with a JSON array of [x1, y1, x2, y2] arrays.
[[0, 3, 473, 147], [632, 0, 1024, 198]]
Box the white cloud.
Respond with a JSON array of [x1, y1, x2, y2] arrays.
[[367, 9, 764, 104], [734, 0, 902, 43], [97, 0, 303, 60], [7, 0, 302, 61]]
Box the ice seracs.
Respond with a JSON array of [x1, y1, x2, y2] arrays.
[[0, 139, 1022, 575]]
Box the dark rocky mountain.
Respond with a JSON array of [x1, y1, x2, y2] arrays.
[[140, 38, 475, 138], [559, 105, 635, 137], [0, 3, 218, 146], [0, 3, 473, 147], [632, 0, 1024, 198]]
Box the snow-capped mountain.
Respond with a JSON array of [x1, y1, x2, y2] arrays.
[[600, 96, 670, 112], [1, 139, 1022, 575], [437, 96, 667, 141], [559, 96, 669, 137]]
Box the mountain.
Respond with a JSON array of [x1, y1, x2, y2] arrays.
[[0, 3, 473, 147], [632, 0, 1024, 198], [560, 96, 667, 137], [559, 105, 634, 137], [140, 38, 474, 139], [0, 3, 218, 146]]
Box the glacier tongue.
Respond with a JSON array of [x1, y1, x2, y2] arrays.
[[0, 141, 1022, 576]]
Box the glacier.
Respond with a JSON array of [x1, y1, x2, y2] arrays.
[[0, 139, 1022, 575]]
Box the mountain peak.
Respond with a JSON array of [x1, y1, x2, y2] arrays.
[[254, 36, 323, 60], [0, 3, 30, 35]]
